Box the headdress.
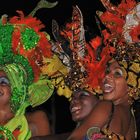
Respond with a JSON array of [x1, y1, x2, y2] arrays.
[[0, 0, 57, 139], [41, 6, 115, 99], [42, 0, 140, 100], [95, 0, 140, 99], [41, 6, 86, 99]]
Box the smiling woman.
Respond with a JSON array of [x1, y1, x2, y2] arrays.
[[101, 60, 128, 102], [70, 90, 99, 124], [67, 0, 140, 139], [67, 60, 137, 140], [0, 71, 11, 110], [0, 70, 51, 138], [0, 0, 59, 139]]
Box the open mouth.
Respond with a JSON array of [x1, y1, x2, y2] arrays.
[[0, 92, 4, 96], [103, 83, 114, 93], [71, 106, 81, 114]]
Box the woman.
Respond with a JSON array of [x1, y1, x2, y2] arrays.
[[0, 0, 57, 138], [34, 60, 137, 140], [67, 0, 140, 139], [29, 90, 99, 140], [0, 69, 51, 139], [70, 90, 99, 126], [67, 59, 137, 140]]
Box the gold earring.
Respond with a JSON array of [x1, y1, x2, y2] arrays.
[[128, 87, 139, 101]]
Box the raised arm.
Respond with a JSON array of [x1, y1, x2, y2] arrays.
[[26, 110, 51, 137], [67, 101, 113, 140]]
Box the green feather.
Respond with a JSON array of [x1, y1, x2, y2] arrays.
[[28, 77, 54, 107]]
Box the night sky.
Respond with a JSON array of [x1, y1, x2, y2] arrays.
[[0, 0, 105, 39]]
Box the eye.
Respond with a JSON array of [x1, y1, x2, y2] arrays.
[[113, 69, 123, 78], [80, 91, 90, 97], [0, 77, 10, 85], [105, 67, 110, 74]]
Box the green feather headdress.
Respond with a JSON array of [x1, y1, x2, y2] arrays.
[[0, 1, 58, 139], [0, 0, 57, 114]]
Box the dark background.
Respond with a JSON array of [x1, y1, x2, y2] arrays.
[[0, 0, 140, 138]]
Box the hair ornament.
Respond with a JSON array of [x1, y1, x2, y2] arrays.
[[41, 5, 115, 99], [96, 0, 140, 99]]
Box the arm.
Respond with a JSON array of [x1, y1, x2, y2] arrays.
[[67, 101, 113, 140], [26, 110, 51, 137]]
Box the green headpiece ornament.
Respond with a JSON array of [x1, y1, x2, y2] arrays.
[[0, 1, 58, 139], [0, 0, 57, 114]]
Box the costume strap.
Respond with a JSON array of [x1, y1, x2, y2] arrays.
[[5, 114, 31, 140]]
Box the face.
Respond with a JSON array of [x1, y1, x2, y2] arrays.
[[101, 60, 128, 102], [0, 70, 11, 106], [70, 90, 98, 122]]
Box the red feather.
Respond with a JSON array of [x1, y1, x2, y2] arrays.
[[130, 25, 140, 42], [10, 10, 52, 81], [83, 37, 116, 89]]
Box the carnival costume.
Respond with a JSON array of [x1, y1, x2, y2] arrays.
[[84, 0, 140, 139], [0, 0, 58, 139], [41, 0, 140, 139]]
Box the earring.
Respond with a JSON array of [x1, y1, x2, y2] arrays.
[[128, 87, 139, 101]]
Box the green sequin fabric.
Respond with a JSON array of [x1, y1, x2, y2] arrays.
[[21, 28, 40, 50], [0, 0, 57, 139], [0, 10, 55, 114], [0, 23, 34, 85], [0, 126, 16, 140], [1, 63, 29, 113], [0, 24, 14, 64]]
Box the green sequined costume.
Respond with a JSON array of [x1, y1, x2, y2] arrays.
[[0, 0, 58, 139]]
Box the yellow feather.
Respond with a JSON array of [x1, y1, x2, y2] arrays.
[[41, 55, 69, 76]]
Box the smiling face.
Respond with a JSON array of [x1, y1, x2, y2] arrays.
[[0, 70, 11, 106], [70, 90, 98, 123], [101, 60, 128, 103]]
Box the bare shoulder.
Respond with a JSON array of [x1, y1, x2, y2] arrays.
[[66, 101, 114, 140], [26, 110, 50, 127], [92, 100, 113, 114], [30, 133, 71, 140], [26, 110, 48, 120], [26, 110, 51, 137], [80, 100, 114, 128], [86, 100, 113, 125]]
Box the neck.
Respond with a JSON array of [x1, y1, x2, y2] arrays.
[[0, 105, 14, 125], [113, 94, 130, 106]]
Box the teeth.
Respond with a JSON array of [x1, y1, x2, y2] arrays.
[[103, 83, 114, 93], [71, 106, 80, 113], [104, 84, 112, 88]]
